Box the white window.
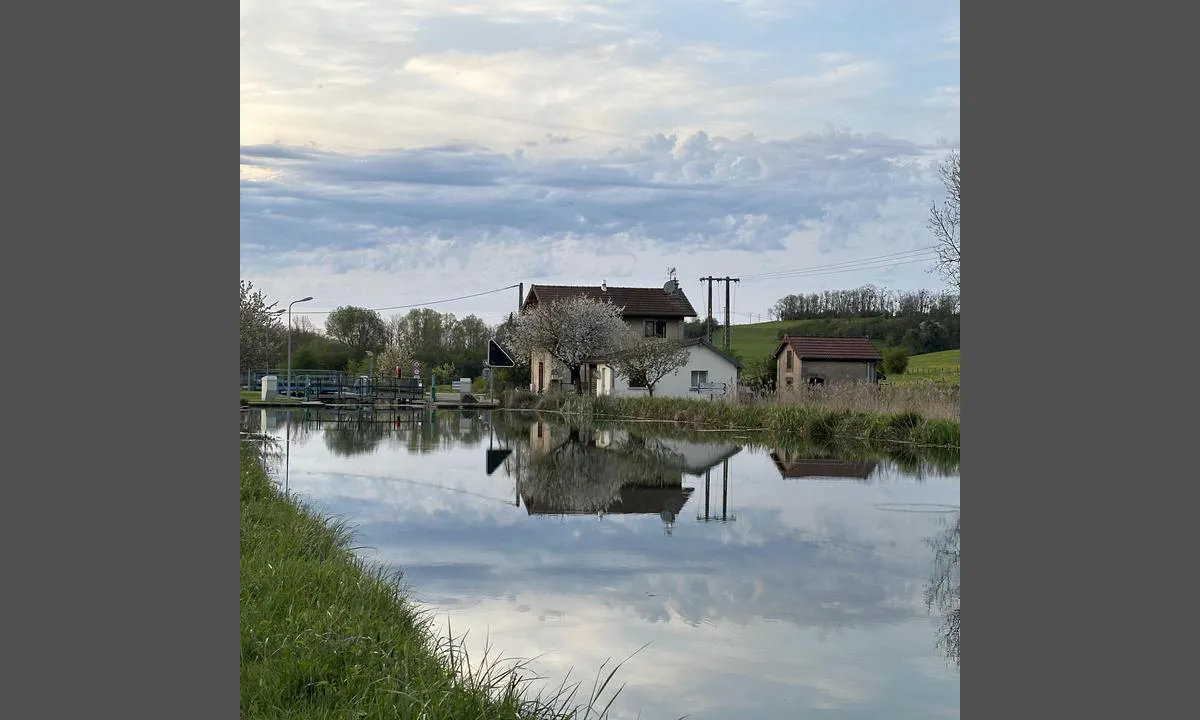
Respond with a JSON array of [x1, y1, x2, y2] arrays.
[[691, 370, 709, 388]]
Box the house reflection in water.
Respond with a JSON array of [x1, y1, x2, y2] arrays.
[[768, 449, 878, 481], [517, 421, 742, 533]]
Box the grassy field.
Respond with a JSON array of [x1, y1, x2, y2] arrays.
[[908, 349, 960, 372], [887, 349, 960, 387], [726, 321, 812, 362], [240, 440, 634, 719]]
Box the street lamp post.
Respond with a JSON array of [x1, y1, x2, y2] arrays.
[[287, 296, 314, 397], [365, 350, 375, 402]]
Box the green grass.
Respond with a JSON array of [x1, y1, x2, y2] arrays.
[[241, 390, 302, 404], [908, 349, 960, 372], [240, 440, 639, 719], [724, 320, 800, 362], [887, 349, 960, 387]]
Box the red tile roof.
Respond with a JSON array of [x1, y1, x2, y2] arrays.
[[773, 335, 883, 361], [523, 283, 698, 318]]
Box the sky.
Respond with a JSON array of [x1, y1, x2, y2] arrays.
[[240, 0, 960, 328]]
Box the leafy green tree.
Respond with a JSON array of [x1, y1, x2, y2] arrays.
[[432, 362, 457, 385], [883, 347, 910, 375], [741, 353, 777, 391], [325, 306, 388, 359]]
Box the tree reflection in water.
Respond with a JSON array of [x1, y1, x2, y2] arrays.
[[323, 420, 391, 457], [925, 512, 960, 667], [509, 424, 705, 531]]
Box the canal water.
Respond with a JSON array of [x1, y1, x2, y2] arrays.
[[242, 407, 960, 720]]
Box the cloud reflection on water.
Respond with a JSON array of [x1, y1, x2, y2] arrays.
[[242, 408, 959, 719]]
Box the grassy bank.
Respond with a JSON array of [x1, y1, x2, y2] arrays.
[[240, 390, 302, 404], [502, 391, 959, 450], [240, 441, 629, 719]]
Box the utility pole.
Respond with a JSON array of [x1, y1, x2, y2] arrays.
[[699, 276, 716, 343], [518, 283, 523, 314], [699, 276, 740, 349], [723, 277, 738, 351]]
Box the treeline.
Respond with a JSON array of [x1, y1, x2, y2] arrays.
[[239, 282, 512, 383], [292, 308, 499, 382], [771, 286, 959, 321], [768, 285, 959, 355]]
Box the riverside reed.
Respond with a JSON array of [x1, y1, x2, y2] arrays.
[[240, 441, 637, 720], [502, 390, 960, 449]]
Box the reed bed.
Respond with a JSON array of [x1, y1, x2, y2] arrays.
[[501, 386, 960, 450], [742, 381, 959, 422]]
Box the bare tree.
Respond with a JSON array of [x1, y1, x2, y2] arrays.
[[609, 335, 690, 397], [925, 512, 960, 667], [507, 295, 628, 394], [928, 150, 960, 291]]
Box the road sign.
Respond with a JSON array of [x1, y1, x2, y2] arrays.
[[694, 381, 727, 396], [412, 361, 421, 377], [486, 448, 513, 475], [487, 339, 515, 368]]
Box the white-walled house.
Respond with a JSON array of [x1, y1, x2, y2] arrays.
[[520, 281, 742, 400], [593, 338, 742, 401]]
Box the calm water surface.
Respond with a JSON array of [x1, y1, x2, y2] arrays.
[[243, 408, 960, 720]]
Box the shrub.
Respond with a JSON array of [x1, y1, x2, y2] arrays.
[[883, 347, 909, 375]]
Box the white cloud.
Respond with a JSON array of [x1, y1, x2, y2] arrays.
[[240, 129, 952, 320], [240, 0, 959, 320]]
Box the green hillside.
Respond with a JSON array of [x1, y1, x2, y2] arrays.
[[893, 349, 960, 385], [909, 348, 960, 372], [726, 321, 803, 362]]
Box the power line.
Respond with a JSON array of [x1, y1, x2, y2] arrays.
[[741, 246, 937, 281], [744, 256, 937, 283], [292, 284, 522, 315]]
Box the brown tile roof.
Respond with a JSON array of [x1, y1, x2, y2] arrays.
[[523, 486, 695, 516], [524, 284, 698, 318], [773, 335, 883, 361], [768, 454, 878, 480]]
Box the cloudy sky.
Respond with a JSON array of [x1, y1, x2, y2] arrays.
[[240, 0, 960, 327]]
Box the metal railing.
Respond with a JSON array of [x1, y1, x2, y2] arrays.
[[244, 369, 425, 404]]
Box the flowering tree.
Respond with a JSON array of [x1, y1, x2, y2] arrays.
[[610, 335, 690, 397], [507, 295, 628, 394], [239, 280, 283, 373]]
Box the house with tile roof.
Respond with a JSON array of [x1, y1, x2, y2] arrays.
[[521, 280, 739, 399], [771, 335, 884, 390]]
